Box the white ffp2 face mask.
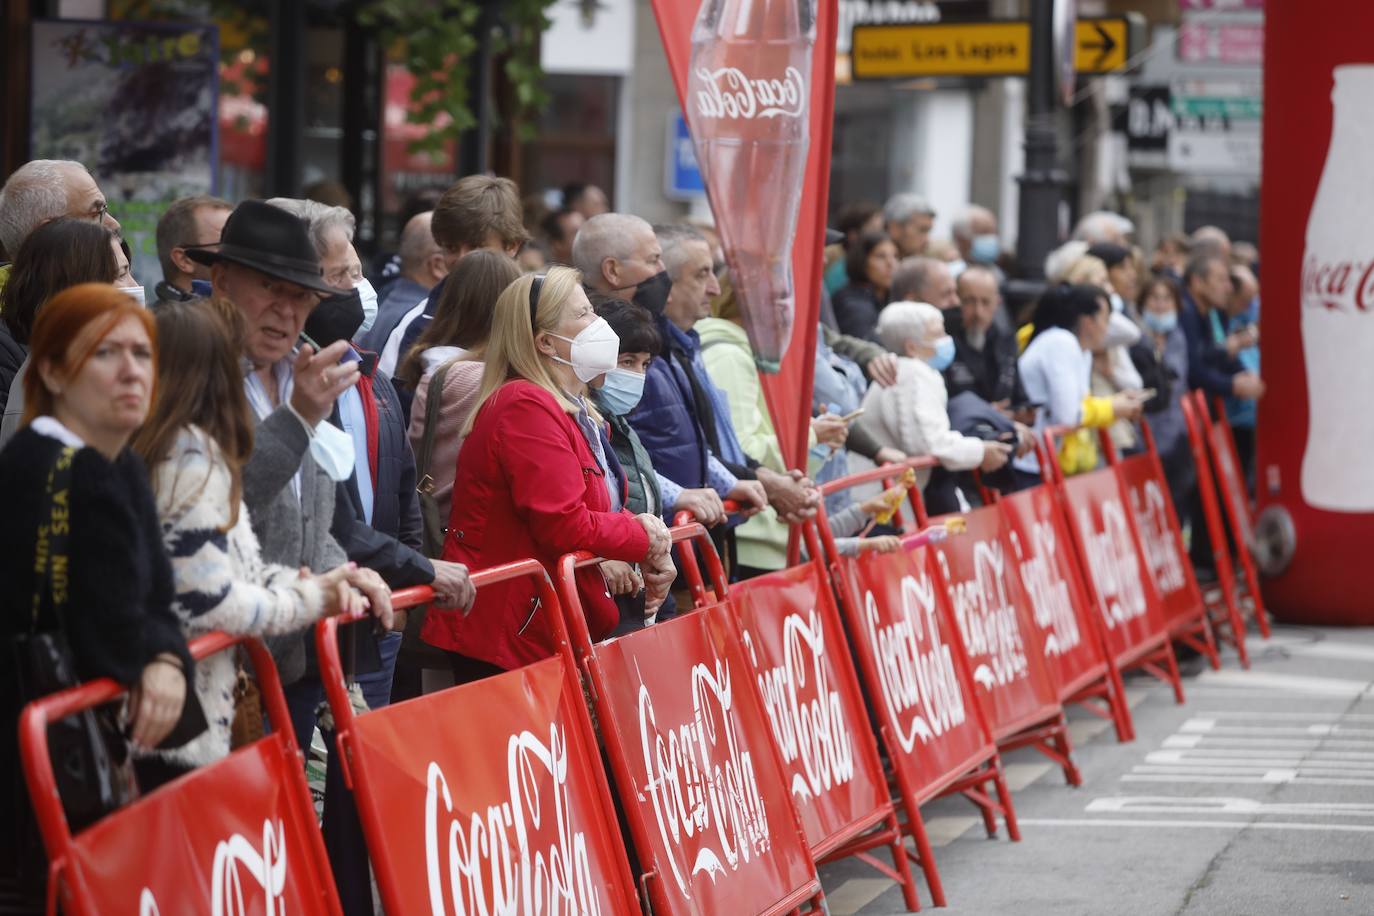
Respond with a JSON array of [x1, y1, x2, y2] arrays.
[[549, 316, 621, 383], [354, 278, 379, 332], [119, 286, 146, 307]]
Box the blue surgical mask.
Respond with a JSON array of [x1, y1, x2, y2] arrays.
[[597, 367, 646, 415], [1143, 311, 1178, 335], [927, 335, 956, 371], [970, 234, 1000, 263]]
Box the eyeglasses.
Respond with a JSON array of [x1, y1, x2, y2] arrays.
[[87, 201, 110, 223]]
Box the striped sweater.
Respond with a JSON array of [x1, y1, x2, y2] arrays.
[[149, 426, 326, 766]]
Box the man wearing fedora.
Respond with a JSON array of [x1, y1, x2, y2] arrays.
[[189, 200, 473, 915]]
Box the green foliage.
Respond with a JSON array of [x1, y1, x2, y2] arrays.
[[357, 0, 560, 155]]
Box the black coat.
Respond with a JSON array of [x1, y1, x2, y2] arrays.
[[944, 323, 1028, 407], [0, 320, 25, 415], [0, 427, 190, 896], [831, 282, 886, 343]]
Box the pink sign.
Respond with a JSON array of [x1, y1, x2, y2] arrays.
[[1178, 22, 1264, 65], [1180, 0, 1262, 8]]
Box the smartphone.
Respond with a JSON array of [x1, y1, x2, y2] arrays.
[[839, 407, 866, 423]]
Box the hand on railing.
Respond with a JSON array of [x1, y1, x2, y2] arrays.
[[671, 487, 727, 526], [637, 512, 671, 560], [725, 479, 768, 518]]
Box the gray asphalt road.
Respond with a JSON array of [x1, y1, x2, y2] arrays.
[[817, 624, 1374, 915]]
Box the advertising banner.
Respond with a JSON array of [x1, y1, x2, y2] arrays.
[[29, 20, 219, 300], [1115, 454, 1208, 632], [1257, 1, 1374, 623], [591, 600, 818, 916], [998, 486, 1113, 700], [928, 506, 1061, 741], [1058, 469, 1170, 667], [342, 657, 639, 916], [729, 562, 892, 852]]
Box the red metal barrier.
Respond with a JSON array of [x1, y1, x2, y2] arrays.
[[818, 460, 1021, 909], [1201, 391, 1271, 638], [1105, 420, 1223, 671], [1043, 427, 1186, 704], [557, 524, 821, 916], [995, 439, 1135, 743], [316, 569, 640, 916], [1180, 396, 1256, 665], [20, 633, 340, 916], [675, 509, 920, 911]]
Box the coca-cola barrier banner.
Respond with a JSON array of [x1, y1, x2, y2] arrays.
[[1259, 4, 1374, 623], [1116, 454, 1205, 632], [1058, 470, 1169, 667], [999, 486, 1109, 700], [71, 740, 335, 916], [835, 546, 997, 802], [730, 561, 891, 850], [651, 0, 838, 468], [929, 506, 1061, 741], [591, 600, 818, 915], [342, 656, 639, 916]]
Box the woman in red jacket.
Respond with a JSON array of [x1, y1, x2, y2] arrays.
[[422, 266, 673, 679]]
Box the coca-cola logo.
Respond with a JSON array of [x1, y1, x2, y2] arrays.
[[1008, 523, 1080, 657], [139, 818, 288, 916], [1301, 254, 1374, 312], [864, 573, 966, 753], [1079, 500, 1148, 629], [939, 541, 1029, 690], [1129, 481, 1186, 596], [425, 726, 602, 916], [638, 660, 770, 900], [693, 65, 807, 120], [742, 609, 856, 804]]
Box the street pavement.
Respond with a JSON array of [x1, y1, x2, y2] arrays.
[[817, 623, 1374, 915]]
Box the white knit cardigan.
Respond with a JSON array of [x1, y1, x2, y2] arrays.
[[149, 426, 326, 766]]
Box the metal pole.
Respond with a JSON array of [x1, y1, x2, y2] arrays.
[[458, 0, 494, 176], [1014, 0, 1068, 283], [266, 1, 305, 198]]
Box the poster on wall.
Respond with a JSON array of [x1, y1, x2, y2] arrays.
[[30, 19, 220, 299]]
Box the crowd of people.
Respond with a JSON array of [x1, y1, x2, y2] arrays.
[[0, 159, 1263, 914]]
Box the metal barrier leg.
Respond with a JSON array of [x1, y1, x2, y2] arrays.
[[904, 807, 947, 909]]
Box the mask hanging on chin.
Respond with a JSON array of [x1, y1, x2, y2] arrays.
[[304, 288, 365, 348]]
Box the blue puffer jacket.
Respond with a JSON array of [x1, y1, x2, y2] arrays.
[[628, 326, 711, 490]]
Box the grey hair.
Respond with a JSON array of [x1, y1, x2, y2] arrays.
[[883, 192, 935, 227], [571, 212, 653, 282], [890, 255, 944, 302], [0, 159, 89, 257], [264, 196, 355, 257], [1044, 240, 1090, 283], [653, 223, 707, 281], [1071, 210, 1134, 245], [877, 300, 943, 353], [950, 204, 993, 242]]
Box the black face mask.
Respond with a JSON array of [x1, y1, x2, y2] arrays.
[[304, 288, 364, 348], [629, 270, 672, 317]]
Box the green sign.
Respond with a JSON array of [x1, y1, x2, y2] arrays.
[[1173, 95, 1262, 121]]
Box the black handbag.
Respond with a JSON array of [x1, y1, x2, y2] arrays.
[[10, 446, 138, 833]]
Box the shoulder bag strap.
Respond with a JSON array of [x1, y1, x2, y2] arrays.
[[415, 360, 452, 493], [31, 445, 77, 633]]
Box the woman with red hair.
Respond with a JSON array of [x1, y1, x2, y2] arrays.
[[0, 283, 192, 908]]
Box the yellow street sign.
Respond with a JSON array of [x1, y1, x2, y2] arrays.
[[852, 18, 1135, 80], [852, 21, 1031, 79], [1075, 18, 1129, 73]]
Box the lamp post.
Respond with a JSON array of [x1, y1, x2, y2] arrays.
[[1014, 0, 1072, 283]]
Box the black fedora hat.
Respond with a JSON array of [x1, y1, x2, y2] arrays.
[[186, 199, 347, 295]]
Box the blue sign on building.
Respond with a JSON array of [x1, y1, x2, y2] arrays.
[[664, 111, 706, 201]]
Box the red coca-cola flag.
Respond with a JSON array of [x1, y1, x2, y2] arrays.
[[651, 0, 838, 468]]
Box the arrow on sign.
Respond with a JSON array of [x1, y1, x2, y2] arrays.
[[1081, 22, 1118, 70]]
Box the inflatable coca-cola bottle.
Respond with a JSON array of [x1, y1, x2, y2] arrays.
[[686, 0, 816, 372], [1300, 65, 1374, 511]]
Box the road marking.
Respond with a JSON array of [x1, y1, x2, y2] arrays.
[[1122, 773, 1374, 787], [1191, 711, 1374, 722], [1162, 734, 1374, 750], [1018, 817, 1374, 833], [1150, 748, 1374, 763], [1174, 720, 1374, 738], [1258, 640, 1374, 664], [1193, 670, 1374, 697], [1145, 750, 1374, 769], [824, 878, 893, 915], [1085, 796, 1374, 818], [923, 815, 980, 847]]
